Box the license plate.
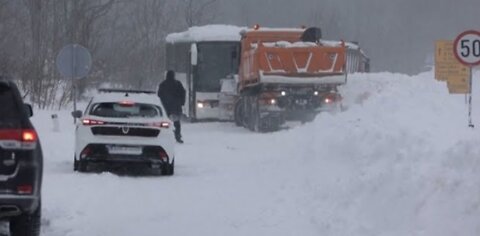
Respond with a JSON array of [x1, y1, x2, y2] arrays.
[[295, 99, 308, 105], [107, 145, 142, 155]]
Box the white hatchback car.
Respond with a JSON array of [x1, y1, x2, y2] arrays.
[[72, 89, 175, 175]]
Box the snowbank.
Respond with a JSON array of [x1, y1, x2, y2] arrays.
[[277, 71, 480, 235], [30, 71, 480, 236]]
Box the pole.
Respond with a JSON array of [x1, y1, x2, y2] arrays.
[[468, 66, 474, 128], [73, 80, 77, 124], [71, 44, 77, 124], [71, 3, 76, 124]]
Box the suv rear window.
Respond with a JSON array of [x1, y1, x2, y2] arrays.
[[0, 84, 21, 127], [89, 102, 163, 118]]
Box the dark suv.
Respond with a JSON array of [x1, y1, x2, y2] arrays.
[[0, 80, 42, 236]]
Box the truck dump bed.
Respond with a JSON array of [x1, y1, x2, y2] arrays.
[[239, 29, 347, 90]]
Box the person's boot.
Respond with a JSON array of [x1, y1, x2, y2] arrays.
[[175, 135, 184, 144]]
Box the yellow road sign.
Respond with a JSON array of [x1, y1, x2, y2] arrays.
[[435, 40, 471, 93], [447, 81, 470, 94]]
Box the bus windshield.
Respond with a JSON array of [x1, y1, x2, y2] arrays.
[[196, 42, 240, 92]]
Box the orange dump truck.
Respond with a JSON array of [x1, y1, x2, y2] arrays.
[[234, 27, 347, 131]]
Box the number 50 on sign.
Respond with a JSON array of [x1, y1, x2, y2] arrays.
[[454, 30, 480, 66]]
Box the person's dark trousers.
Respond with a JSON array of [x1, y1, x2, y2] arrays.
[[174, 120, 181, 141]]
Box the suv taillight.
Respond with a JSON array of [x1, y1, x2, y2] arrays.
[[0, 129, 38, 150], [22, 130, 37, 142], [0, 129, 37, 142]]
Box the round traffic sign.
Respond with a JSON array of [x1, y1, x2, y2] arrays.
[[56, 44, 92, 79], [453, 30, 480, 66]]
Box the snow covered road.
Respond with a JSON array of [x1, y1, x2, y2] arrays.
[[15, 71, 480, 235], [36, 119, 319, 236]]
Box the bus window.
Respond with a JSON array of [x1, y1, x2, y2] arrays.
[[196, 42, 240, 92]]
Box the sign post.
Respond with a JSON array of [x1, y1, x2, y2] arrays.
[[56, 44, 92, 123], [453, 30, 480, 128]]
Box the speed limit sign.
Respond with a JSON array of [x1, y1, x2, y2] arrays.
[[454, 30, 480, 66], [453, 30, 480, 128]]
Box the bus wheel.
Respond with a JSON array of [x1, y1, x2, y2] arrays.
[[234, 99, 243, 127]]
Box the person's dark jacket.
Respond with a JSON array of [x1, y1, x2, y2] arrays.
[[158, 73, 186, 116]]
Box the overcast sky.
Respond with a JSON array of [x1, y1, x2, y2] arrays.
[[208, 0, 479, 73]]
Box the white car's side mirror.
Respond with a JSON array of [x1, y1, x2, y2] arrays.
[[71, 110, 83, 118]]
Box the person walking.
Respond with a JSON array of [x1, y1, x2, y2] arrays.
[[158, 70, 186, 143]]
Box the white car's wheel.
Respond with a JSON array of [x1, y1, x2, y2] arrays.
[[163, 160, 174, 176]]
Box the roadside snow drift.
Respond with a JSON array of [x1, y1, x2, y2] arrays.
[[30, 71, 480, 236]]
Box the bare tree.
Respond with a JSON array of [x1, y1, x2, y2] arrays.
[[182, 0, 218, 27], [0, 2, 23, 78], [128, 0, 178, 88], [6, 0, 116, 108], [94, 0, 181, 89]]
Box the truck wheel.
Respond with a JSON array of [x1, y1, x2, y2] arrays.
[[266, 119, 281, 132], [247, 98, 257, 131], [252, 108, 261, 132], [10, 202, 41, 236], [251, 100, 266, 132]]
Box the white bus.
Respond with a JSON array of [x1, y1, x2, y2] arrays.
[[165, 25, 245, 121], [165, 25, 370, 121]]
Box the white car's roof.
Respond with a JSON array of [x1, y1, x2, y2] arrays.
[[91, 91, 161, 105]]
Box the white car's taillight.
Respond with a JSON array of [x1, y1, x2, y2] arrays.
[[150, 122, 170, 129], [159, 150, 169, 162], [82, 119, 105, 126]]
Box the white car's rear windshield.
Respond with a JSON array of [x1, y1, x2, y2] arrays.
[[89, 102, 163, 118]]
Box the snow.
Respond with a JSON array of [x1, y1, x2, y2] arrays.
[[248, 27, 305, 32], [166, 25, 246, 43], [16, 70, 480, 235], [253, 41, 318, 48], [260, 74, 346, 84], [321, 39, 361, 51]]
